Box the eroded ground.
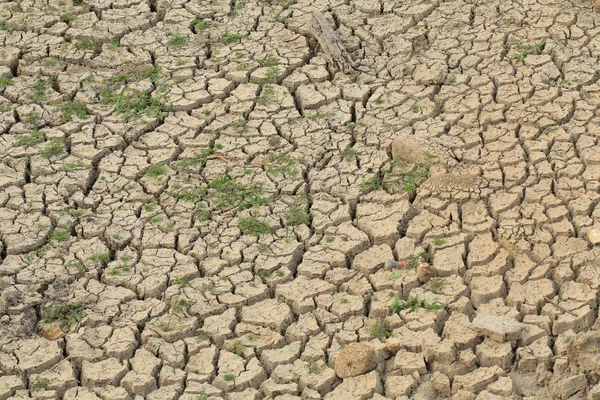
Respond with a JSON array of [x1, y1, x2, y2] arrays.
[[2, 0, 600, 399]]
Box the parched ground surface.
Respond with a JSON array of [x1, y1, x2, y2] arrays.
[[3, 0, 600, 399]]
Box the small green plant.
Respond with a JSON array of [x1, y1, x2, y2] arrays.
[[174, 175, 270, 217], [266, 66, 279, 80], [223, 374, 236, 382], [62, 13, 76, 22], [75, 38, 94, 50], [107, 41, 118, 50], [374, 97, 384, 104], [426, 277, 445, 293], [193, 19, 214, 31], [154, 317, 187, 332], [196, 394, 209, 400], [146, 164, 166, 177], [200, 282, 216, 293], [23, 112, 40, 125], [202, 108, 212, 116], [340, 297, 349, 304], [9, 4, 23, 12], [257, 243, 273, 254], [564, 335, 572, 344], [229, 119, 248, 133], [308, 362, 326, 375], [61, 160, 90, 172], [228, 340, 245, 357], [136, 65, 161, 82], [446, 75, 456, 84], [39, 139, 65, 158], [370, 318, 392, 340], [42, 303, 84, 325], [172, 298, 187, 313], [28, 77, 53, 101], [411, 104, 420, 113], [100, 88, 170, 121], [220, 33, 244, 44], [306, 111, 329, 121], [390, 295, 444, 314], [268, 136, 281, 148], [0, 77, 13, 86], [50, 230, 70, 242], [15, 130, 44, 147], [30, 378, 50, 392], [361, 176, 383, 192], [513, 40, 545, 63], [173, 276, 187, 289], [432, 238, 445, 246], [239, 218, 271, 236], [266, 153, 297, 177], [256, 84, 278, 106], [197, 330, 210, 341], [89, 252, 110, 263], [258, 53, 279, 67], [341, 147, 358, 161], [285, 206, 309, 226], [168, 34, 188, 47], [259, 269, 271, 278], [420, 251, 434, 263], [61, 101, 88, 122], [400, 164, 431, 194], [69, 209, 84, 217], [65, 259, 86, 271], [325, 236, 335, 243]]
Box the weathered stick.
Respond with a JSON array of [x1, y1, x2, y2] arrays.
[[310, 11, 354, 74]]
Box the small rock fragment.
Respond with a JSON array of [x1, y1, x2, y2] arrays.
[[334, 342, 378, 379], [588, 229, 600, 245], [38, 321, 65, 340], [417, 263, 435, 283]]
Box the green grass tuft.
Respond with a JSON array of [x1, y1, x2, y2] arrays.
[[239, 218, 271, 236]]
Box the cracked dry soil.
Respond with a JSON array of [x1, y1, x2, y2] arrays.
[[3, 0, 600, 399]]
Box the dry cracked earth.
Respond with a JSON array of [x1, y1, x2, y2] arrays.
[[4, 0, 600, 399]]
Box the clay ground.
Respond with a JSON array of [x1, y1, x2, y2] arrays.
[[2, 0, 600, 399]]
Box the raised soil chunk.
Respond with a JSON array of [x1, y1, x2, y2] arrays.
[[334, 342, 378, 379]]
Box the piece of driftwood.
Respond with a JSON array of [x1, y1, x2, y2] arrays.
[[310, 11, 354, 74]]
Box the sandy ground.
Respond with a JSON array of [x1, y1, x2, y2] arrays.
[[2, 0, 600, 399]]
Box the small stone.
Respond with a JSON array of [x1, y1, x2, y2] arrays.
[[417, 263, 435, 283], [38, 321, 65, 340], [472, 314, 522, 342], [334, 342, 378, 379], [588, 229, 600, 245], [385, 259, 399, 271]]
